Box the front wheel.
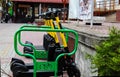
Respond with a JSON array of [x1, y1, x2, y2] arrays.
[[67, 65, 81, 77]]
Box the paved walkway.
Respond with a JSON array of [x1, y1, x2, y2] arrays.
[[0, 23, 46, 77], [0, 23, 23, 77], [1, 21, 120, 77], [62, 21, 120, 37]]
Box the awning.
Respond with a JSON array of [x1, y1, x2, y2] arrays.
[[12, 0, 69, 3]]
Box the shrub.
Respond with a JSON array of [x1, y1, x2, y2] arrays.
[[91, 27, 120, 76]]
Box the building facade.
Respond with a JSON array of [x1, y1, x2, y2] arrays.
[[12, 0, 68, 23]]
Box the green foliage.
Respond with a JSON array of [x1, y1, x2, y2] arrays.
[[91, 27, 120, 76]]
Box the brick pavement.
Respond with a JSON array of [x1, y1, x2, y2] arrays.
[[0, 23, 23, 77], [1, 21, 120, 77], [0, 23, 47, 77]]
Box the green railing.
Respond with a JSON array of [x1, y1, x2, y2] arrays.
[[14, 24, 78, 77]]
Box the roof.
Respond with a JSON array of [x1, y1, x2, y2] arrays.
[[12, 0, 69, 3]]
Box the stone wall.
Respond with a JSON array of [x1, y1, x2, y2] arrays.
[[69, 31, 108, 77], [75, 43, 96, 77]]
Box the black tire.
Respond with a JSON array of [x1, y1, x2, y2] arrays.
[[67, 65, 81, 77], [10, 58, 25, 71], [12, 63, 28, 77], [23, 41, 33, 54]]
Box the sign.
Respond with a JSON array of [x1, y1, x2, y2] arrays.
[[68, 0, 79, 19], [79, 0, 93, 20], [68, 0, 93, 20]]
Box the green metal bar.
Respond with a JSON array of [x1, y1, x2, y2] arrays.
[[15, 27, 78, 61], [65, 32, 69, 43], [18, 24, 52, 50], [17, 25, 67, 51], [20, 24, 51, 29], [18, 25, 52, 51], [14, 26, 78, 77], [14, 30, 37, 77]]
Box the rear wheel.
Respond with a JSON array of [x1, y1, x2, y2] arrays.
[[67, 65, 81, 77]]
